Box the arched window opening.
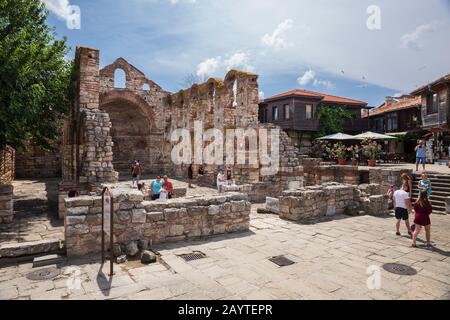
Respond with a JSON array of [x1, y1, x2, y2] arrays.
[[114, 68, 126, 88]]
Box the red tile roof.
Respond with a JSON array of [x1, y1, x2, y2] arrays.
[[260, 89, 368, 106], [362, 96, 421, 118]]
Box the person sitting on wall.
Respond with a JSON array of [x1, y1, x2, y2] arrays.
[[150, 176, 163, 201], [217, 169, 226, 193], [162, 175, 173, 199], [226, 165, 233, 185]]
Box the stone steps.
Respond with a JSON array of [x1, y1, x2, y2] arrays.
[[0, 239, 64, 259], [412, 173, 450, 215]]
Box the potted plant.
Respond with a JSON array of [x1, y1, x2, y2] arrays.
[[362, 139, 381, 167], [326, 142, 347, 165], [348, 145, 361, 166]]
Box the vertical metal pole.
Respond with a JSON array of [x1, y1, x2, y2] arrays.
[[110, 192, 114, 276], [101, 190, 105, 264]]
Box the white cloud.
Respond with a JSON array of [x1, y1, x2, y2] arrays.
[[224, 52, 254, 72], [313, 79, 335, 90], [297, 70, 316, 86], [298, 70, 335, 89], [169, 0, 197, 5], [196, 57, 221, 79], [401, 22, 436, 51], [43, 0, 73, 20], [261, 19, 294, 50], [259, 91, 265, 99]]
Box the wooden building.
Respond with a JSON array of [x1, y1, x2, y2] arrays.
[[258, 89, 369, 153]]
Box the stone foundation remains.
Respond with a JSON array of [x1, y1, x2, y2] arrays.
[[64, 190, 250, 257], [267, 182, 388, 222], [0, 184, 14, 224]]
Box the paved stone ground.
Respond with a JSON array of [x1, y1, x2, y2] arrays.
[[0, 179, 63, 245], [1, 204, 449, 300], [360, 163, 450, 174]]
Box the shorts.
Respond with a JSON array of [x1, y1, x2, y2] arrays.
[[395, 207, 409, 221], [416, 157, 426, 164], [151, 194, 160, 201], [132, 173, 138, 178]]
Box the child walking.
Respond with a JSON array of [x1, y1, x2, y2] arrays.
[[412, 190, 433, 248]]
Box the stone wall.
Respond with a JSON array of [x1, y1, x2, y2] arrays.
[[0, 184, 14, 224], [300, 158, 360, 186], [277, 183, 388, 222], [0, 146, 15, 184], [64, 190, 250, 257], [15, 143, 61, 178], [369, 168, 413, 189]]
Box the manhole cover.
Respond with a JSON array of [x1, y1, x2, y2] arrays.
[[26, 267, 61, 281], [179, 251, 206, 262], [382, 263, 417, 276], [269, 255, 295, 267]]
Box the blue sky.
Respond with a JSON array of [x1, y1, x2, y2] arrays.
[[43, 0, 450, 106]]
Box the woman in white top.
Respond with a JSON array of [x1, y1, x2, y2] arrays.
[[217, 169, 226, 193]]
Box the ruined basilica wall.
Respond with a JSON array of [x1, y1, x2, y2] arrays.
[[15, 142, 61, 179]]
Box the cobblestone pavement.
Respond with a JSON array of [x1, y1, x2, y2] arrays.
[[360, 163, 450, 174], [1, 205, 449, 300], [0, 179, 63, 245]]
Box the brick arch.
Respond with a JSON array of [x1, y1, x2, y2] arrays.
[[99, 90, 164, 177]]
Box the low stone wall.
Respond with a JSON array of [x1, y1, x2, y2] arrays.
[[0, 184, 14, 224], [279, 184, 356, 221], [64, 190, 250, 257], [300, 158, 360, 186], [276, 183, 388, 222], [0, 146, 15, 185], [369, 168, 413, 189]]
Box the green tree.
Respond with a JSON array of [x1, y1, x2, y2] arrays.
[[0, 0, 72, 150], [315, 104, 354, 138]]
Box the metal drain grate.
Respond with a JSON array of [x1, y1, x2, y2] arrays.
[[26, 267, 61, 281], [179, 251, 206, 262], [382, 263, 417, 276], [269, 255, 295, 267]]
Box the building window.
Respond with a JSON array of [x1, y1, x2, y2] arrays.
[[263, 109, 268, 123], [426, 93, 438, 114], [305, 104, 313, 120], [272, 107, 279, 121], [284, 104, 290, 120], [387, 113, 398, 131]]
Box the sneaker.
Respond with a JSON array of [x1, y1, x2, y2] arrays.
[[396, 232, 401, 236]]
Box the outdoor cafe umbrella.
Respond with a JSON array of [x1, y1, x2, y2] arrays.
[[353, 131, 397, 141], [317, 132, 355, 141]]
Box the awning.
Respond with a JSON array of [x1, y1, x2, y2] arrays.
[[353, 131, 397, 141], [316, 133, 355, 141]]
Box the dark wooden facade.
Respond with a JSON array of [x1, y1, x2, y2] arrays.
[[258, 93, 368, 134]]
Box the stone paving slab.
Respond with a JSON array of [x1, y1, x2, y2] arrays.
[[1, 205, 450, 300]]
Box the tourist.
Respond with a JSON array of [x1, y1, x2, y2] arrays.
[[131, 160, 141, 186], [198, 165, 205, 185], [415, 141, 427, 172], [159, 185, 168, 201], [150, 176, 163, 201], [226, 165, 233, 185], [393, 184, 412, 237], [418, 174, 432, 197], [217, 169, 226, 193], [412, 190, 433, 248], [162, 175, 173, 199], [386, 184, 395, 210], [401, 173, 413, 198], [187, 164, 193, 188]]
